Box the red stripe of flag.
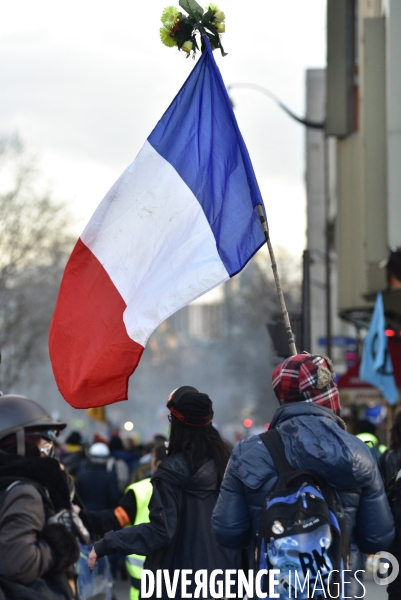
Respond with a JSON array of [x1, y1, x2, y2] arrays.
[[49, 238, 144, 408]]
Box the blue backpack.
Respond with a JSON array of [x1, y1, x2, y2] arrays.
[[256, 430, 349, 599]]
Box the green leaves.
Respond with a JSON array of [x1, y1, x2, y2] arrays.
[[201, 9, 214, 25], [179, 0, 204, 21], [162, 2, 227, 58], [201, 12, 227, 56], [174, 18, 199, 55]]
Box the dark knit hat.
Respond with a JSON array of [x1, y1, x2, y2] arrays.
[[66, 431, 82, 445], [272, 353, 341, 416], [167, 386, 214, 427]]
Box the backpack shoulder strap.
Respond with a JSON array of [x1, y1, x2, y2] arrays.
[[259, 429, 294, 474], [0, 479, 24, 515], [0, 477, 55, 516]]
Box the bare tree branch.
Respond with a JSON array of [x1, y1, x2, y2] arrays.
[[0, 134, 75, 390]]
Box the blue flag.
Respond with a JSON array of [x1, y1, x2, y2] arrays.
[[148, 38, 267, 276], [359, 292, 398, 403]]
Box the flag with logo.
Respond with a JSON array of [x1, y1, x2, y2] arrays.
[[360, 292, 398, 404], [49, 41, 266, 409]]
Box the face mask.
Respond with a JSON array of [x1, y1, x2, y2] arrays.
[[37, 438, 55, 458], [25, 435, 55, 458]]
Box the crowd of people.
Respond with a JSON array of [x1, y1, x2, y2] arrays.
[[0, 353, 399, 600]]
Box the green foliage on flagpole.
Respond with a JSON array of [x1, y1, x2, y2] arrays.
[[159, 2, 227, 58], [179, 0, 204, 21]]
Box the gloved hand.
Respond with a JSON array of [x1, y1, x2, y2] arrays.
[[48, 509, 90, 544]]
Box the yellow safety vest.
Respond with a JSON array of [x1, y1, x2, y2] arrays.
[[124, 478, 153, 600], [356, 432, 387, 459], [356, 432, 379, 447]]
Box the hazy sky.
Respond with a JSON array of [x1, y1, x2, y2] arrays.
[[1, 0, 326, 256]]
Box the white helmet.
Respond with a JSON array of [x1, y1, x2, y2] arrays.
[[88, 442, 110, 463]]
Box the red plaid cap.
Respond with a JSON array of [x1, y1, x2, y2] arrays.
[[272, 354, 341, 416]]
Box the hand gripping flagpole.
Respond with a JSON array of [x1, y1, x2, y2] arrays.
[[257, 204, 297, 356]]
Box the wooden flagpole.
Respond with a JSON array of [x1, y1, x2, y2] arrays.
[[257, 204, 297, 356]]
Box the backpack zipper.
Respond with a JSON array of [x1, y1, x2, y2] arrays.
[[295, 482, 308, 508]]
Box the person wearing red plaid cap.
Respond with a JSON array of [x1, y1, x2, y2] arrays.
[[212, 353, 395, 597]]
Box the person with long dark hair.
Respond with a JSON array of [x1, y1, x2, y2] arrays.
[[88, 386, 242, 599]]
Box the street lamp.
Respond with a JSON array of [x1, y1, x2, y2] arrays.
[[228, 82, 332, 357], [227, 82, 325, 130]]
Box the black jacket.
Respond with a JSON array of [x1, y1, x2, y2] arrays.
[[75, 460, 120, 511], [380, 447, 401, 484], [94, 453, 243, 599]]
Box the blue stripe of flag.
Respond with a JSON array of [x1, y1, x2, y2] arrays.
[[148, 41, 266, 277]]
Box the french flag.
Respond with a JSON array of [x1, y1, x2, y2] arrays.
[[49, 41, 266, 409]]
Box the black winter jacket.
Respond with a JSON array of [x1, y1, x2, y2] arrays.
[[75, 461, 120, 511], [212, 403, 395, 595], [94, 453, 243, 599], [379, 447, 401, 484]]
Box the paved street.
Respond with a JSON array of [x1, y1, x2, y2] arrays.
[[363, 571, 388, 600], [113, 577, 130, 599]]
